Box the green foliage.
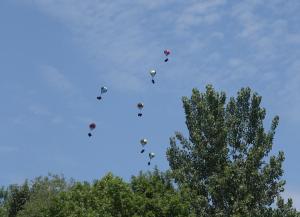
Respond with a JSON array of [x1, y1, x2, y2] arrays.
[[0, 174, 69, 217], [167, 85, 292, 216], [49, 171, 191, 217], [50, 173, 136, 217], [130, 168, 192, 216], [16, 174, 69, 217], [273, 197, 300, 217], [6, 181, 30, 217], [0, 187, 8, 216]]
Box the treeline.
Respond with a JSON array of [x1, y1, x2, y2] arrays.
[[1, 85, 299, 217], [0, 170, 192, 217], [0, 170, 298, 217]]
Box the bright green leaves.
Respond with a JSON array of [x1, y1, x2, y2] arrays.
[[167, 84, 294, 216]]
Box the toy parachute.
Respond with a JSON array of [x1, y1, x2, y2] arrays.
[[149, 70, 156, 84], [164, 49, 171, 62], [88, 123, 96, 137], [137, 102, 144, 117], [97, 86, 108, 100], [148, 152, 155, 165], [140, 138, 147, 153]]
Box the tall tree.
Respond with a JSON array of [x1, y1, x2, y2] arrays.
[[16, 174, 69, 217], [6, 181, 30, 217], [167, 85, 292, 217], [0, 187, 8, 216]]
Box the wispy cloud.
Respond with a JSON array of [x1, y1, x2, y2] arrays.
[[27, 104, 64, 124], [176, 0, 226, 30], [28, 104, 51, 116], [51, 116, 63, 124], [0, 145, 19, 153], [22, 0, 231, 91], [40, 65, 75, 94], [23, 0, 300, 119]]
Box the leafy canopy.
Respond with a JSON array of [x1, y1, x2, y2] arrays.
[[167, 85, 289, 217]]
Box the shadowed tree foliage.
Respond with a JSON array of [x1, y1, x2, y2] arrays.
[[130, 168, 192, 217], [1, 181, 31, 217], [49, 171, 191, 217], [49, 173, 136, 217], [8, 182, 30, 217], [167, 85, 296, 217], [0, 187, 8, 216], [16, 174, 69, 217], [0, 174, 69, 217], [1, 172, 191, 217]]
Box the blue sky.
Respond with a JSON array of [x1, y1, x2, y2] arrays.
[[0, 0, 300, 208]]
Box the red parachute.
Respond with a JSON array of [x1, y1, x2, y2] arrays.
[[164, 49, 171, 62], [88, 123, 96, 137]]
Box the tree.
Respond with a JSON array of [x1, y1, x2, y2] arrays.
[[16, 174, 69, 217], [6, 181, 30, 217], [0, 187, 8, 216], [50, 173, 136, 217], [48, 170, 192, 217], [130, 168, 192, 217], [167, 85, 294, 217]]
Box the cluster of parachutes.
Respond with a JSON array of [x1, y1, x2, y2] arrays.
[[139, 138, 155, 165], [88, 49, 171, 166], [87, 86, 108, 137], [88, 86, 108, 137]]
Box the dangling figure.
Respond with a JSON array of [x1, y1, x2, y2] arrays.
[[148, 152, 155, 165], [97, 86, 108, 100], [137, 102, 144, 117], [140, 138, 147, 153], [164, 49, 171, 62], [88, 123, 96, 137], [149, 70, 156, 84]]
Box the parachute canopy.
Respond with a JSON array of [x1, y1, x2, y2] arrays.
[[101, 86, 108, 94], [164, 49, 171, 62], [97, 86, 108, 100], [149, 70, 156, 78], [164, 49, 171, 56], [89, 123, 96, 130], [149, 152, 155, 159], [140, 138, 147, 146], [137, 102, 144, 110]]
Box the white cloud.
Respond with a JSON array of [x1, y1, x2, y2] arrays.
[[231, 1, 266, 39], [26, 1, 161, 91], [286, 34, 300, 44], [226, 0, 300, 123], [21, 0, 300, 122], [272, 60, 300, 122], [176, 0, 226, 30], [27, 104, 64, 124], [28, 104, 51, 116], [40, 65, 75, 94], [21, 0, 232, 91], [0, 145, 19, 153], [51, 116, 63, 124]]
